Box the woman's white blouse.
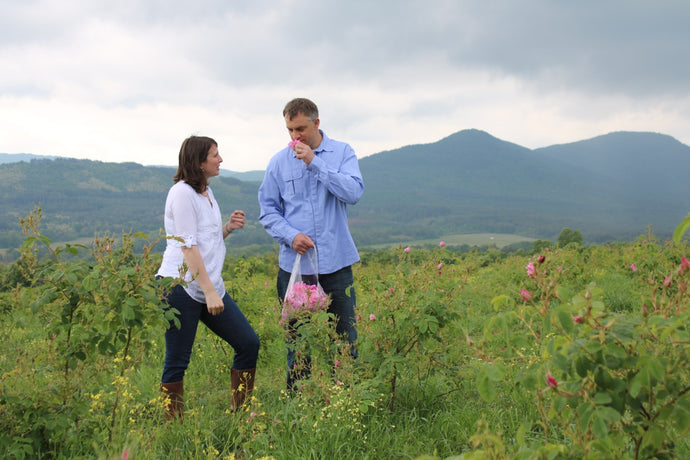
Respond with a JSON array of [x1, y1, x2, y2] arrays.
[[156, 181, 226, 303]]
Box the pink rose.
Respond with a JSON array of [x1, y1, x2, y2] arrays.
[[280, 281, 330, 324], [526, 262, 536, 278], [547, 374, 558, 388], [520, 289, 533, 302], [369, 313, 376, 321], [679, 256, 690, 274], [572, 315, 584, 324]]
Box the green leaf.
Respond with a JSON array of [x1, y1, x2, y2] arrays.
[[595, 367, 614, 389], [672, 401, 690, 433], [575, 355, 593, 378], [477, 363, 505, 402], [584, 341, 603, 354], [629, 369, 649, 398], [577, 401, 595, 431], [597, 406, 621, 423], [552, 353, 570, 373], [485, 362, 506, 382], [591, 416, 608, 439], [482, 316, 499, 340], [82, 274, 96, 291], [553, 395, 567, 413], [556, 309, 574, 334], [673, 214, 690, 243], [122, 305, 135, 320], [593, 392, 612, 405], [35, 235, 53, 246], [477, 373, 495, 402], [20, 236, 38, 250], [515, 369, 538, 391], [641, 427, 666, 453], [490, 294, 512, 311], [571, 295, 586, 307], [647, 358, 666, 382]]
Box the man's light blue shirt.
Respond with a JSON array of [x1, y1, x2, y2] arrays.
[[258, 130, 364, 274]]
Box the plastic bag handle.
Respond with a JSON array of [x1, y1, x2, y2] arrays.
[[291, 247, 319, 278]]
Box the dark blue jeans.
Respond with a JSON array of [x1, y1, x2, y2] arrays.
[[161, 284, 260, 383], [277, 265, 358, 389]]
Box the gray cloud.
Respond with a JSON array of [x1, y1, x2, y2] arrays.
[[1, 0, 688, 170]]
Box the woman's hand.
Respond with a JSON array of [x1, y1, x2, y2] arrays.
[[181, 245, 224, 315], [205, 290, 225, 316], [225, 210, 246, 233]]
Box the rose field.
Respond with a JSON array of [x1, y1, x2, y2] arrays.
[[1, 209, 689, 459]]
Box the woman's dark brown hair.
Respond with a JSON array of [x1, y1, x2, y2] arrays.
[[173, 136, 217, 193]]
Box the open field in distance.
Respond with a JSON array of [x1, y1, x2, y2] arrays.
[[361, 233, 537, 251]]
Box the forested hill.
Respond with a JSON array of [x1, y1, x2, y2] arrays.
[[1, 130, 688, 257], [351, 130, 690, 243], [0, 160, 271, 254]]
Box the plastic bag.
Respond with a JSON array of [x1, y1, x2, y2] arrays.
[[280, 248, 331, 325]]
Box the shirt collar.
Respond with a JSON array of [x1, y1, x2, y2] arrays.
[[314, 130, 332, 153]]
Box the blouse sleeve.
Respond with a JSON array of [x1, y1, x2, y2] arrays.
[[168, 184, 199, 248]]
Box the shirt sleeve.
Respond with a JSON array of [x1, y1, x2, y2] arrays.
[[258, 166, 301, 247], [169, 184, 199, 248], [308, 144, 364, 205]]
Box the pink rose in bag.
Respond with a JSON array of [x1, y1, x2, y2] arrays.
[[280, 248, 330, 325]]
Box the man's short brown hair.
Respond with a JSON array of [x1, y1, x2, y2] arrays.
[[283, 98, 319, 121]]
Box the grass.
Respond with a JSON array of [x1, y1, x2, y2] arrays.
[[2, 238, 689, 458]]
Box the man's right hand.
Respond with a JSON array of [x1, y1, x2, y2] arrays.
[[292, 233, 315, 254]]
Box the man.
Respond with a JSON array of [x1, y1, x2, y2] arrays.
[[258, 98, 364, 389]]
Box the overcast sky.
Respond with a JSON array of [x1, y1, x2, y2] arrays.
[[1, 0, 689, 172]]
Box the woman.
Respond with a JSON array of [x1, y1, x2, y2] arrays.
[[157, 135, 260, 421]]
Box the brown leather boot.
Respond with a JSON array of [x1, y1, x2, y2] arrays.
[[160, 381, 184, 422], [230, 368, 256, 411]]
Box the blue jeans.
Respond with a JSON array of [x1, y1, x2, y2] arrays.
[[277, 265, 358, 389], [161, 284, 260, 383]]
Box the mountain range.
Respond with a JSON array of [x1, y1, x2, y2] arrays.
[[350, 129, 689, 244], [1, 129, 688, 258]]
